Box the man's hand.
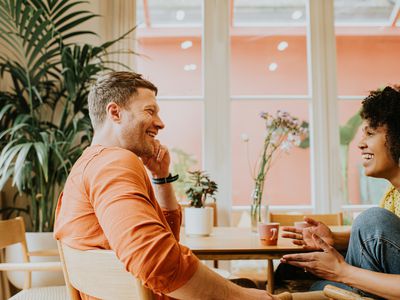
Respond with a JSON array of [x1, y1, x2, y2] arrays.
[[281, 233, 349, 282], [141, 139, 170, 178], [281, 217, 334, 250]]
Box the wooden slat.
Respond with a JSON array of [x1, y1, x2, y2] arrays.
[[0, 262, 62, 271], [28, 249, 60, 257], [269, 212, 343, 226]]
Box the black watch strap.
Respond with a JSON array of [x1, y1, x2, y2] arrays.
[[151, 173, 179, 184]]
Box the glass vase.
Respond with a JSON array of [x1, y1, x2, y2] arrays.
[[250, 180, 268, 232]]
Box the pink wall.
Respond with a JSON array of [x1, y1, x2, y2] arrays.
[[231, 100, 310, 205], [137, 33, 400, 206], [231, 36, 308, 95], [337, 36, 400, 95]]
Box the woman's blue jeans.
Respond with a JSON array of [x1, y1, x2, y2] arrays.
[[310, 207, 400, 299]]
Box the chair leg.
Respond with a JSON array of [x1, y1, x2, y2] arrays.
[[213, 260, 219, 268], [267, 259, 274, 293], [0, 251, 10, 300]]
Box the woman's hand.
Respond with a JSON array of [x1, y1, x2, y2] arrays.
[[281, 217, 334, 250], [280, 233, 349, 282]]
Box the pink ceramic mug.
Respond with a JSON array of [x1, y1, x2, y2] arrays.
[[258, 222, 279, 246], [294, 221, 312, 229]]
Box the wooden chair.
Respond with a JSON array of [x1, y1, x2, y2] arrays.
[[57, 241, 156, 300], [0, 217, 66, 300], [269, 212, 343, 226]]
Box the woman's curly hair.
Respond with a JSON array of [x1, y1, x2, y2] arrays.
[[360, 86, 400, 163]]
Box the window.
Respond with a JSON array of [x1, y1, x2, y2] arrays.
[[230, 0, 310, 207], [335, 0, 400, 209], [136, 0, 204, 195], [135, 0, 400, 224]]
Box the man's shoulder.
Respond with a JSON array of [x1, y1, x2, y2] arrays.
[[85, 146, 144, 173]]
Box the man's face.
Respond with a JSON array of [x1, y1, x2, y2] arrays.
[[119, 88, 164, 158], [358, 121, 397, 179]]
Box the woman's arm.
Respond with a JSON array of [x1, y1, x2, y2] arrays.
[[281, 234, 400, 300], [341, 264, 400, 300]]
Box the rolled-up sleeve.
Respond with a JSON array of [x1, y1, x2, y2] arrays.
[[86, 150, 199, 294], [163, 207, 182, 241]]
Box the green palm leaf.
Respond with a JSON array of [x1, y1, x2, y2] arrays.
[[13, 143, 32, 190], [0, 0, 136, 231], [34, 141, 49, 182]]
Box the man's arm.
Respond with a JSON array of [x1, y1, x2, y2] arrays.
[[168, 262, 278, 300], [153, 182, 179, 211], [141, 141, 179, 210]]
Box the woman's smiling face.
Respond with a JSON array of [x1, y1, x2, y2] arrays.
[[358, 121, 398, 179]]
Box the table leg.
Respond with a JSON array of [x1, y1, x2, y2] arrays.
[[267, 259, 274, 294]]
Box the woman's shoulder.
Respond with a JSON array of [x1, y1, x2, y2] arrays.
[[380, 185, 400, 216]]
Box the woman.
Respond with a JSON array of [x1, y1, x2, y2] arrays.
[[281, 86, 400, 300]]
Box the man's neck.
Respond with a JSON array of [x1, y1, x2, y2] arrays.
[[91, 126, 122, 148]]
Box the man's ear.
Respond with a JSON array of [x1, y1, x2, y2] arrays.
[[106, 102, 122, 123]]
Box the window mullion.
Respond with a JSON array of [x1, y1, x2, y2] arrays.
[[203, 0, 231, 225], [307, 0, 342, 213]]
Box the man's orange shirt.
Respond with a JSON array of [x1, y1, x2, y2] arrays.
[[54, 145, 199, 299]]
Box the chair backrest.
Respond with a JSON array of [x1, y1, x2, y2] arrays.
[[269, 212, 343, 226], [0, 217, 28, 251], [0, 217, 31, 289], [57, 241, 155, 300]]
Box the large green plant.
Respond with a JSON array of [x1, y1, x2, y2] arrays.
[[0, 0, 134, 231]]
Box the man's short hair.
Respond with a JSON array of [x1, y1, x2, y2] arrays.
[[88, 71, 158, 129]]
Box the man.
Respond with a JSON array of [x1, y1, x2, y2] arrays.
[[54, 71, 277, 300]]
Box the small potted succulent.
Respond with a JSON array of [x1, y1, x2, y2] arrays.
[[184, 171, 218, 236]]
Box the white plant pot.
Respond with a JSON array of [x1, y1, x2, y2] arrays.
[[5, 232, 64, 289], [185, 207, 214, 236]]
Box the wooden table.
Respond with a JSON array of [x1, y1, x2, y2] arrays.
[[180, 226, 350, 293]]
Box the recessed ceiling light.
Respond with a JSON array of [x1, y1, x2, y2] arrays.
[[184, 64, 197, 71], [240, 133, 249, 142], [268, 63, 278, 72], [277, 41, 288, 51], [176, 10, 185, 21], [291, 10, 303, 20], [181, 40, 193, 49]]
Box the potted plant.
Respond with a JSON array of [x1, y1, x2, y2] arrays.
[[184, 170, 218, 236], [0, 0, 135, 288]]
